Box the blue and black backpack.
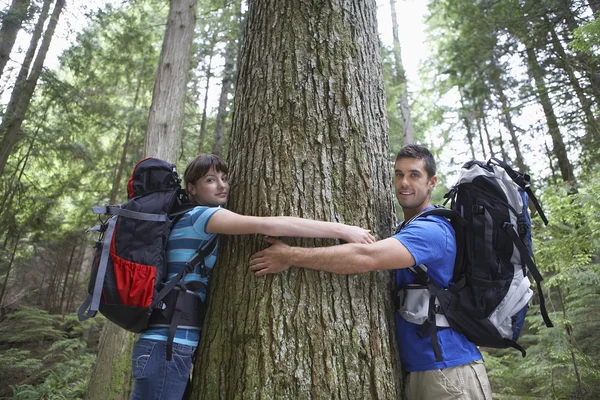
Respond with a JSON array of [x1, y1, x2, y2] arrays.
[[77, 158, 216, 359], [395, 158, 553, 361]]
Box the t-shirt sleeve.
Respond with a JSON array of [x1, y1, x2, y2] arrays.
[[189, 206, 223, 237], [393, 218, 449, 267]]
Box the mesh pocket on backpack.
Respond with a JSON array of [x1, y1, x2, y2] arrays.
[[110, 252, 156, 308]]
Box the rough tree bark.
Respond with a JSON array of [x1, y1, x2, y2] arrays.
[[144, 0, 198, 162], [192, 1, 399, 399]]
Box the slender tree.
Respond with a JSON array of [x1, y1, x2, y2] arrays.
[[192, 1, 399, 398], [389, 0, 414, 145], [0, 0, 61, 177], [144, 0, 198, 162], [0, 0, 31, 80]]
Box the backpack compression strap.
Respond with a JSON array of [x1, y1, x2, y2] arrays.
[[502, 223, 553, 328], [77, 216, 117, 321], [161, 235, 219, 361], [489, 158, 549, 226]]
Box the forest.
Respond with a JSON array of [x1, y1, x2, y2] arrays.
[[0, 0, 598, 398]]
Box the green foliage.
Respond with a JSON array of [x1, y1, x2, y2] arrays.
[[0, 308, 100, 399], [572, 18, 600, 55]]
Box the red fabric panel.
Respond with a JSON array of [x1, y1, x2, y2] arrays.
[[110, 238, 155, 308], [127, 157, 150, 199]]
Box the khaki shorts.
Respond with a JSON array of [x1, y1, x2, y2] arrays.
[[405, 359, 492, 400]]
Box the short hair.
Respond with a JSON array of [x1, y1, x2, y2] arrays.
[[184, 154, 229, 187], [395, 144, 436, 178]]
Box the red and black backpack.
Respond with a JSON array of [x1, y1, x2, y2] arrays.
[[78, 158, 216, 359]]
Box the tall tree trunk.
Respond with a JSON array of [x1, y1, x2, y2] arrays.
[[144, 0, 197, 163], [211, 37, 236, 157], [389, 0, 414, 145], [59, 243, 76, 313], [212, 0, 242, 157], [0, 0, 31, 80], [0, 0, 62, 177], [87, 2, 199, 398], [110, 62, 145, 205], [459, 90, 476, 159], [0, 234, 19, 310], [193, 1, 398, 398], [525, 45, 575, 183], [197, 36, 215, 153], [495, 81, 527, 172], [86, 322, 137, 400]]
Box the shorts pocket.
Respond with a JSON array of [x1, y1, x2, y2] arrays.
[[131, 339, 157, 378]]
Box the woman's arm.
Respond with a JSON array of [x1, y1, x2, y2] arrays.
[[205, 209, 375, 244]]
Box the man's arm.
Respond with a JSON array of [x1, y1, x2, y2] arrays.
[[249, 236, 416, 276]]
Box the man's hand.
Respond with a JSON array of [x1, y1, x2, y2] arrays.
[[342, 226, 376, 244], [249, 237, 294, 276]]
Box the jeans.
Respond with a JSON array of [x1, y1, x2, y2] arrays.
[[130, 339, 196, 400]]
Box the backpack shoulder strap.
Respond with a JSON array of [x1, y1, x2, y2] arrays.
[[490, 158, 548, 225]]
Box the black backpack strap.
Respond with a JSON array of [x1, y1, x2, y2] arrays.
[[490, 158, 548, 226], [502, 223, 553, 328], [412, 265, 444, 362], [77, 216, 117, 321], [93, 206, 169, 222], [161, 234, 219, 360]]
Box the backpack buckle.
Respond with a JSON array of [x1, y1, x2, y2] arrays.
[[471, 205, 484, 214]]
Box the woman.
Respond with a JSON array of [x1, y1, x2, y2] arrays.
[[130, 154, 374, 400]]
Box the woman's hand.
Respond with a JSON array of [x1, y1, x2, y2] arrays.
[[341, 225, 376, 244]]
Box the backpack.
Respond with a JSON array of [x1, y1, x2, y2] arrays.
[[77, 158, 216, 360], [395, 158, 553, 361]]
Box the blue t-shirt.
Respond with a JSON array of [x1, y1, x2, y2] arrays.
[[394, 207, 482, 372], [140, 206, 221, 347]]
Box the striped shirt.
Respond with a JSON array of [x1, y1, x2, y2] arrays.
[[140, 205, 221, 346]]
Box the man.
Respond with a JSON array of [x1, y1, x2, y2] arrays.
[[249, 144, 492, 400]]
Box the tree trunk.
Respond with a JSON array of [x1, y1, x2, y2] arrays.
[[211, 37, 236, 157], [525, 45, 575, 183], [495, 82, 527, 172], [0, 0, 62, 177], [459, 90, 476, 159], [197, 36, 215, 153], [85, 322, 137, 400], [0, 0, 31, 80], [389, 0, 414, 145], [0, 234, 19, 309], [192, 1, 398, 399], [143, 0, 197, 163], [110, 62, 145, 205], [59, 243, 76, 313], [212, 0, 242, 157]]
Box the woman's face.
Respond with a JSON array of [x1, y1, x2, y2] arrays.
[[187, 167, 229, 207]]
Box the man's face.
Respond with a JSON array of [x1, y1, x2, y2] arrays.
[[394, 157, 436, 213]]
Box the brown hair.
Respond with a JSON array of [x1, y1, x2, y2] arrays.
[[395, 144, 436, 178], [183, 154, 229, 186]]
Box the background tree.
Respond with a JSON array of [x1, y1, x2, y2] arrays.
[[192, 1, 399, 398]]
